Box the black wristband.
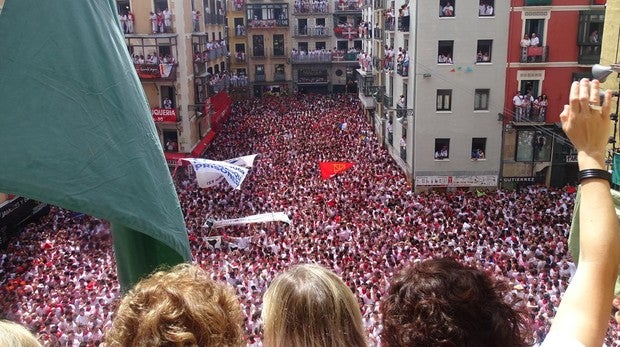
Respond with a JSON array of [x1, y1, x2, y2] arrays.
[[578, 169, 611, 183]]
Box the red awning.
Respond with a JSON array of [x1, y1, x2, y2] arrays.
[[164, 151, 187, 166], [190, 130, 216, 158]]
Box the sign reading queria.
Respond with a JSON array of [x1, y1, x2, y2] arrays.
[[151, 108, 177, 123]]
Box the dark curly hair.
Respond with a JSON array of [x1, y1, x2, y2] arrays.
[[380, 258, 531, 347]]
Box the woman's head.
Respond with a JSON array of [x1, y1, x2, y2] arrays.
[[0, 320, 42, 347], [381, 258, 531, 347], [105, 263, 244, 347], [263, 263, 367, 347]]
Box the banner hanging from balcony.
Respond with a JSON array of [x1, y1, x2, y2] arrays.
[[134, 63, 175, 79], [151, 108, 177, 122]]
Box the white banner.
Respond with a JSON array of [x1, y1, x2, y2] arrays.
[[227, 154, 258, 168], [182, 158, 249, 189], [204, 212, 292, 228]]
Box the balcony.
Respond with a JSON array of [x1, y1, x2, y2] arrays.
[[384, 19, 395, 32], [519, 46, 549, 63], [293, 26, 331, 37], [247, 19, 289, 29], [334, 0, 361, 12], [255, 74, 266, 82], [513, 106, 547, 123], [578, 44, 601, 64], [291, 52, 333, 63], [398, 17, 410, 32], [383, 94, 393, 108], [232, 0, 245, 11], [293, 1, 329, 14]]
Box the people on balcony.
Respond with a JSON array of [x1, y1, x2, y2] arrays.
[[133, 53, 176, 65], [399, 3, 410, 30], [294, 0, 328, 13], [156, 10, 165, 33], [127, 11, 134, 33], [519, 34, 530, 62], [163, 8, 173, 33], [236, 24, 245, 36], [119, 13, 127, 33], [513, 90, 547, 122], [192, 10, 201, 32], [149, 11, 157, 33]]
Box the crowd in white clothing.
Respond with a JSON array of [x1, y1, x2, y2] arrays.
[[2, 94, 620, 346]]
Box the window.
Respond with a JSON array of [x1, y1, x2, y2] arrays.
[[297, 18, 308, 35], [439, 0, 455, 17], [275, 64, 285, 81], [438, 41, 454, 64], [252, 35, 264, 56], [434, 138, 450, 160], [476, 40, 492, 63], [516, 130, 552, 162], [474, 89, 490, 110], [479, 1, 494, 16], [316, 18, 326, 26], [437, 89, 452, 111], [153, 0, 168, 11], [471, 138, 487, 160], [273, 34, 285, 56], [255, 65, 265, 75], [577, 10, 604, 64], [315, 42, 326, 50], [116, 0, 130, 13], [524, 19, 545, 47], [298, 42, 309, 52], [234, 18, 245, 36], [160, 86, 175, 108], [246, 3, 289, 27], [337, 40, 348, 51]]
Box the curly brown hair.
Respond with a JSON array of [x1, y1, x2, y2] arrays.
[[380, 258, 531, 347], [105, 263, 244, 347]]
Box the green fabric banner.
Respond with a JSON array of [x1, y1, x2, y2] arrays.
[[613, 153, 620, 187], [0, 0, 191, 290]]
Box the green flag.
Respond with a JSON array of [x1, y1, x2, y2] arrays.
[[0, 0, 191, 290], [613, 153, 620, 187]]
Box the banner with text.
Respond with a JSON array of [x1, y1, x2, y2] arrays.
[[151, 108, 177, 122], [182, 158, 249, 189]]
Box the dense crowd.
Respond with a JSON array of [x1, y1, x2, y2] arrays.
[[1, 93, 619, 346]]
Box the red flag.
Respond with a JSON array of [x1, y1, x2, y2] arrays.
[[319, 162, 354, 180]]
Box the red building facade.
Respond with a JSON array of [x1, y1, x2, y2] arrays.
[[501, 0, 605, 188]]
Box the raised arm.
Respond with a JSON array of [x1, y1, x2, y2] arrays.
[[547, 78, 619, 346]]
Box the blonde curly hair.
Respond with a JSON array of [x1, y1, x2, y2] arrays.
[[105, 263, 244, 347]]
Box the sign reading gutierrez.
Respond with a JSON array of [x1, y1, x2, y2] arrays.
[[151, 108, 177, 122], [415, 175, 498, 187]]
